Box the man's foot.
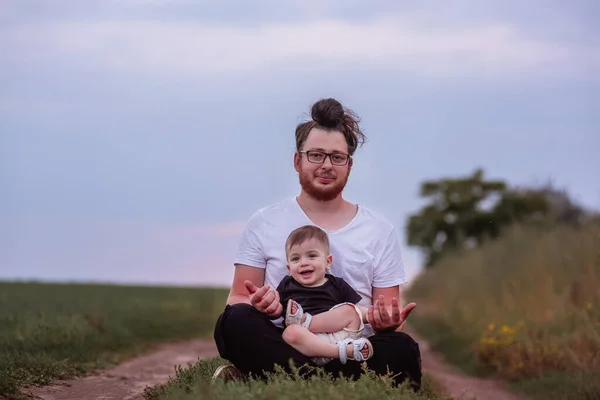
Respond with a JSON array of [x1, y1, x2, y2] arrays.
[[211, 364, 242, 383]]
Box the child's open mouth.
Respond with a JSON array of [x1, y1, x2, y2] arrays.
[[299, 270, 313, 277]]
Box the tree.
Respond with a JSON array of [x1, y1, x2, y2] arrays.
[[406, 169, 558, 268]]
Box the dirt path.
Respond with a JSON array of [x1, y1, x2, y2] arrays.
[[21, 331, 521, 400], [408, 329, 522, 400], [23, 339, 218, 400]]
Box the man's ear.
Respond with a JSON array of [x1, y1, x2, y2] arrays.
[[293, 152, 300, 172], [348, 157, 353, 168]]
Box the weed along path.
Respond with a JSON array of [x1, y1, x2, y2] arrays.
[[23, 339, 219, 400], [408, 329, 521, 400], [22, 332, 521, 400]]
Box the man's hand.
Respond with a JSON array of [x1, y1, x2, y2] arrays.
[[367, 295, 416, 333], [244, 280, 282, 318]]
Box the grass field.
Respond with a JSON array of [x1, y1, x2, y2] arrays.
[[406, 222, 600, 400], [0, 281, 229, 399], [5, 220, 596, 399], [143, 356, 450, 400], [2, 281, 449, 400]]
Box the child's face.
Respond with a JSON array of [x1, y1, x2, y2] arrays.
[[286, 238, 332, 287]]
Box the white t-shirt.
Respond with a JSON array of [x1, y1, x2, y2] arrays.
[[234, 197, 408, 336]]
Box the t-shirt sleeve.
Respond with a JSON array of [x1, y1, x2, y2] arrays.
[[233, 210, 266, 269], [338, 278, 362, 304], [372, 227, 407, 287]]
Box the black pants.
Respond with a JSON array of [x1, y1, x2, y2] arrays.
[[213, 303, 422, 391]]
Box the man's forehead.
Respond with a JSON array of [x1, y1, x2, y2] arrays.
[[304, 129, 348, 151]]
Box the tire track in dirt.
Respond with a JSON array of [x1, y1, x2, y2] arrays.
[[22, 339, 218, 400], [408, 329, 522, 400]]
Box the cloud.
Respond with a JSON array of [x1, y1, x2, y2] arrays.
[[4, 14, 594, 82], [1, 1, 597, 289]]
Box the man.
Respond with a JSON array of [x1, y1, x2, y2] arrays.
[[212, 97, 422, 390]]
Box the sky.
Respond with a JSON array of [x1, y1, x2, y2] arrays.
[[1, 0, 599, 288]]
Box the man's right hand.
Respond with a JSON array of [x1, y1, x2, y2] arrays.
[[244, 280, 282, 318]]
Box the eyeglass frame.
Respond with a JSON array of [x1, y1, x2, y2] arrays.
[[298, 150, 352, 166]]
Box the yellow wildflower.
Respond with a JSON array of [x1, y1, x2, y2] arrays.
[[501, 325, 515, 335]]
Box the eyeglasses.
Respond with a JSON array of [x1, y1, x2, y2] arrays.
[[299, 150, 351, 166]]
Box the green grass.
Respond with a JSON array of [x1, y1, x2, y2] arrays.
[[406, 222, 600, 400], [142, 356, 452, 400], [1, 281, 451, 400], [0, 281, 229, 399]]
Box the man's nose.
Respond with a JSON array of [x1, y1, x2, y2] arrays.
[[321, 155, 334, 168]]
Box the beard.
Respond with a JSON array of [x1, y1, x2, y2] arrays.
[[298, 167, 350, 202]]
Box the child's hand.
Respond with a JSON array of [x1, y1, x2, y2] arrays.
[[244, 280, 283, 317]]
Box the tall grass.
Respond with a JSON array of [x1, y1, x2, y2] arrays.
[[406, 222, 600, 399], [0, 282, 229, 399]]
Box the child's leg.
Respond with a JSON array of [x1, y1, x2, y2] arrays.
[[289, 301, 361, 333], [282, 325, 371, 360], [283, 325, 369, 358], [283, 325, 339, 358]]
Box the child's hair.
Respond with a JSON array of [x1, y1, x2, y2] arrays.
[[285, 225, 330, 254]]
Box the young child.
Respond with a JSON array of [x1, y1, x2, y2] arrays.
[[270, 224, 374, 366]]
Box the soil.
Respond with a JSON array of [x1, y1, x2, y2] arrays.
[[21, 332, 521, 400], [408, 329, 522, 400], [22, 339, 218, 400]]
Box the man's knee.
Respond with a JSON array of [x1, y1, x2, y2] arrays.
[[395, 332, 422, 389], [384, 331, 421, 362], [215, 303, 269, 339], [371, 331, 422, 390], [391, 331, 420, 347], [213, 303, 262, 359], [217, 303, 258, 326]]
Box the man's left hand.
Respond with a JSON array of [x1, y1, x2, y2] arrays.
[[367, 295, 416, 333]]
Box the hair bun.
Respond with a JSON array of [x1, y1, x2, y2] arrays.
[[311, 98, 344, 128]]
